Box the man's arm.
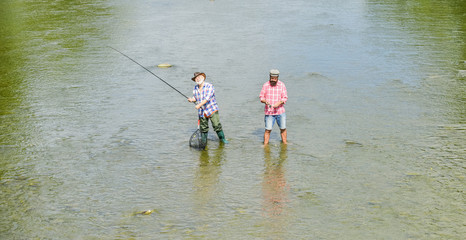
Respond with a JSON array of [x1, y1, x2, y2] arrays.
[[195, 99, 208, 109], [260, 84, 268, 105]]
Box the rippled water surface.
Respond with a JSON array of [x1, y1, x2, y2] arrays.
[[1, 0, 465, 239]]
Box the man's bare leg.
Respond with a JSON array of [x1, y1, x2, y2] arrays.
[[280, 129, 287, 144], [264, 130, 271, 145]]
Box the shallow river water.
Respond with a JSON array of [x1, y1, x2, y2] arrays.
[[1, 0, 465, 239]]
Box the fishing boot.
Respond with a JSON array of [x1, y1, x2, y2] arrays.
[[216, 130, 229, 144], [200, 132, 208, 147]]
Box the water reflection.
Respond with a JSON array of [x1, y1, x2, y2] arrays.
[[261, 144, 289, 237], [193, 147, 225, 215]]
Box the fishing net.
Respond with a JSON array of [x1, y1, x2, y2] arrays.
[[189, 118, 206, 150], [188, 110, 206, 150], [189, 129, 206, 150]]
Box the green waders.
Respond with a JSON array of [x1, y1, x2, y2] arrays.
[[200, 111, 228, 144]]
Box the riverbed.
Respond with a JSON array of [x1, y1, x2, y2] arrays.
[[1, 0, 465, 239]]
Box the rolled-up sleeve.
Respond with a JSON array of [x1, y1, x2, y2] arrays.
[[281, 85, 288, 104], [260, 84, 267, 101]]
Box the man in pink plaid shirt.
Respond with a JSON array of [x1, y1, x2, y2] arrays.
[[260, 69, 288, 145]]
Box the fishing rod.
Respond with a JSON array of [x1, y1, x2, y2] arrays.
[[109, 46, 189, 99]]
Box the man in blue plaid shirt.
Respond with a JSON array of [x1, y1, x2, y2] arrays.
[[188, 72, 228, 144]]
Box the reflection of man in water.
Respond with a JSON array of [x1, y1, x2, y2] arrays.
[[193, 147, 225, 219], [260, 69, 288, 145], [262, 144, 289, 218]]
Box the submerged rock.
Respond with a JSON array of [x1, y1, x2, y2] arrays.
[[141, 210, 153, 215], [405, 172, 422, 177], [157, 63, 172, 68], [134, 209, 158, 216], [368, 201, 382, 207], [344, 140, 363, 147]]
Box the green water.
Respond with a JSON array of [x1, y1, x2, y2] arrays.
[[1, 0, 464, 239]]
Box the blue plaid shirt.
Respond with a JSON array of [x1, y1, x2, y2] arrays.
[[193, 82, 219, 118]]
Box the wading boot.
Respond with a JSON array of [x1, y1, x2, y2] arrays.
[[201, 132, 208, 147], [216, 130, 229, 144]]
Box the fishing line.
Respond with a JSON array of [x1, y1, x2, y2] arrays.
[[109, 46, 205, 149], [108, 46, 189, 99]]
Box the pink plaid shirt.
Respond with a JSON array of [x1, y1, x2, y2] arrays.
[[260, 80, 288, 115]]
